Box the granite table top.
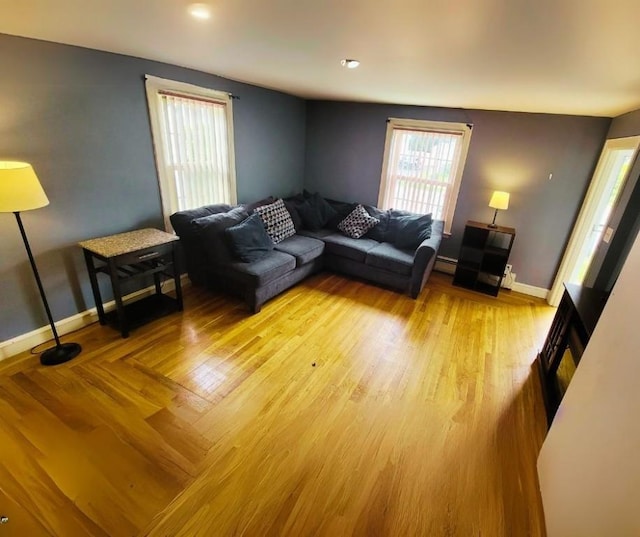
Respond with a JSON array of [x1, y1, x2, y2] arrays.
[[79, 228, 179, 258]]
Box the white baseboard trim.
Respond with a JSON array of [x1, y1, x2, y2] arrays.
[[511, 281, 550, 299], [434, 256, 549, 300], [0, 275, 188, 362], [434, 256, 457, 275]]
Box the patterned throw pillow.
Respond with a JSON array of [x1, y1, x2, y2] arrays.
[[338, 204, 380, 239], [254, 198, 296, 244]]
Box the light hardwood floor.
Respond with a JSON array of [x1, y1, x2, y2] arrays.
[[0, 272, 555, 536]]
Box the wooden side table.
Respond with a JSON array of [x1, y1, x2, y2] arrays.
[[80, 228, 183, 338]]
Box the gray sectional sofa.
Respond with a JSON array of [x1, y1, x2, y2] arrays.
[[170, 195, 443, 312]]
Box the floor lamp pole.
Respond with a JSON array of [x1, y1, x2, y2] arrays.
[[14, 211, 81, 366]]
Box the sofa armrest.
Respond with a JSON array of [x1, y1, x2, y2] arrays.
[[409, 220, 444, 298]]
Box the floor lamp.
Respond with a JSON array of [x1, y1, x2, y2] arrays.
[[0, 161, 81, 365]]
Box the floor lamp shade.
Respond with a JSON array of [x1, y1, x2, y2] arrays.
[[0, 161, 50, 212], [0, 161, 81, 365]]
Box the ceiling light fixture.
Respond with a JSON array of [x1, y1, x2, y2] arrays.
[[188, 3, 212, 20], [340, 59, 360, 69]]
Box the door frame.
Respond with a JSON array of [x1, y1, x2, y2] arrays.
[[547, 135, 640, 306]]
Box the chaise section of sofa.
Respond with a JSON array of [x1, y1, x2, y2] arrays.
[[170, 205, 324, 312]]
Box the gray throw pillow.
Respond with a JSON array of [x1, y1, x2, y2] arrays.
[[283, 199, 303, 231], [296, 192, 337, 230], [325, 198, 357, 230], [296, 200, 325, 230], [225, 213, 274, 262], [364, 205, 390, 242], [191, 206, 250, 265]]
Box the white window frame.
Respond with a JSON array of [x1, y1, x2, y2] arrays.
[[144, 75, 237, 230], [378, 118, 472, 235]]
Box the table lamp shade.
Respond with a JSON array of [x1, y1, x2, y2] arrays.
[[0, 161, 50, 213], [489, 191, 510, 211]]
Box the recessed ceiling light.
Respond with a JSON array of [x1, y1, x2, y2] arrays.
[[188, 3, 212, 20], [340, 59, 360, 69]]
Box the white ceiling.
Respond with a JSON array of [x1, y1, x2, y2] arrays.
[[1, 0, 639, 117]]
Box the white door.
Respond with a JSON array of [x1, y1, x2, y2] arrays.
[[547, 136, 640, 306]]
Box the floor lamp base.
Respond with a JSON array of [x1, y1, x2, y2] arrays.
[[40, 342, 82, 366]]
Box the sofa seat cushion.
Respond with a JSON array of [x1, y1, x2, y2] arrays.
[[274, 235, 325, 266], [365, 242, 415, 276], [228, 251, 296, 286], [322, 233, 380, 262]]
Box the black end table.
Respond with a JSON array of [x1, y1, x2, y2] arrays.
[[80, 228, 183, 338]]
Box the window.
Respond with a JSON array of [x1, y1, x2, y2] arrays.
[[378, 118, 472, 234], [145, 75, 237, 230]]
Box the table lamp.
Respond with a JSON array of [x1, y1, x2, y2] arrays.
[[0, 161, 81, 365], [488, 190, 510, 228]]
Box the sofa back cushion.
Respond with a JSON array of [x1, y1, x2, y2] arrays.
[[170, 204, 233, 238], [243, 196, 275, 214], [388, 210, 433, 250], [192, 206, 250, 266], [170, 203, 234, 284]]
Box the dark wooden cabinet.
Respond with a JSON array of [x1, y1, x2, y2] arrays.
[[536, 283, 609, 424], [453, 220, 516, 296]]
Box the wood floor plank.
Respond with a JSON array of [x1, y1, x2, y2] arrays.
[[0, 272, 555, 536]]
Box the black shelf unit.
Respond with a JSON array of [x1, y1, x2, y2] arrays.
[[453, 220, 516, 296]]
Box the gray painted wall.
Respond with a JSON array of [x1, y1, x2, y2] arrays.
[[0, 34, 306, 341], [587, 108, 640, 291], [304, 101, 611, 289], [606, 109, 640, 139]]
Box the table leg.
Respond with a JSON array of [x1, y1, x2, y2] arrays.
[[154, 271, 162, 295], [172, 246, 183, 311], [84, 249, 106, 325], [108, 259, 128, 338]]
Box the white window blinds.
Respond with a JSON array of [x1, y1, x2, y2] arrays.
[[145, 76, 237, 230], [378, 119, 472, 234]]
